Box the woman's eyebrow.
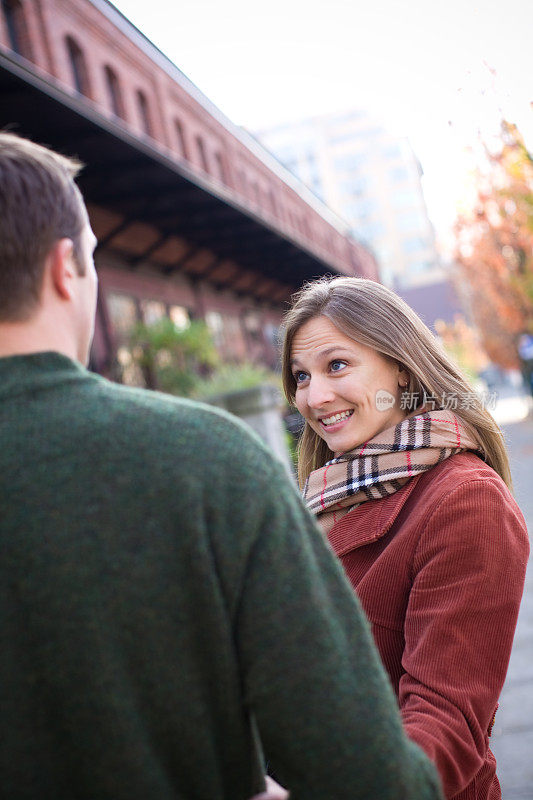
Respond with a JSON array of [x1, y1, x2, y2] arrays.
[[290, 347, 354, 369], [319, 347, 353, 358]]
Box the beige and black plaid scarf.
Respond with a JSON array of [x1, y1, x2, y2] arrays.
[[304, 410, 480, 533]]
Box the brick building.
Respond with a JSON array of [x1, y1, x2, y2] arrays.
[[0, 0, 378, 380]]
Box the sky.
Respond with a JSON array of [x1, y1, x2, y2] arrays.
[[111, 0, 533, 248]]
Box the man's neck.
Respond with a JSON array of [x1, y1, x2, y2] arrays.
[[0, 318, 79, 363]]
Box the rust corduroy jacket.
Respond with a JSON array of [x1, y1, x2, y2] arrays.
[[327, 452, 529, 800]]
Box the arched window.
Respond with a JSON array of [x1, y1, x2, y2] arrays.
[[251, 181, 260, 206], [104, 65, 125, 119], [1, 0, 33, 60], [65, 35, 91, 98], [174, 119, 189, 159], [268, 188, 278, 215], [214, 152, 227, 184], [136, 90, 152, 136], [195, 135, 209, 173], [238, 170, 248, 195]]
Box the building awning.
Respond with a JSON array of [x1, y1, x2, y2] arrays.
[[1, 50, 354, 301]]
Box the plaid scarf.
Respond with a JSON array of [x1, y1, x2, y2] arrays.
[[304, 410, 480, 534]]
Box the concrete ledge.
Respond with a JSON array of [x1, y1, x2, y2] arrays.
[[206, 383, 294, 476]]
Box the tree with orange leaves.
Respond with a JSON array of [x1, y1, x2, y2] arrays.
[[454, 120, 533, 369]]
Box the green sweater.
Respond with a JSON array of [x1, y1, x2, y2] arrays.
[[0, 352, 442, 800]]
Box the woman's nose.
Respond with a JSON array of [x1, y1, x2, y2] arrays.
[[307, 376, 335, 408]]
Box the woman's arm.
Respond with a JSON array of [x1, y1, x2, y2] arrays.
[[400, 476, 529, 797]]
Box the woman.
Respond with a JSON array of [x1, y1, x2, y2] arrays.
[[281, 276, 529, 800]]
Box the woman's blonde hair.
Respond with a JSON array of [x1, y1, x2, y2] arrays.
[[281, 276, 511, 489]]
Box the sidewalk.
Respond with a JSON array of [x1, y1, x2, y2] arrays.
[[489, 399, 533, 800]]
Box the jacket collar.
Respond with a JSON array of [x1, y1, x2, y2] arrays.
[[327, 474, 422, 556]]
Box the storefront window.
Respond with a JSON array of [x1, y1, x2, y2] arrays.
[[169, 305, 190, 330], [106, 292, 144, 386], [107, 292, 139, 339], [140, 299, 166, 325]]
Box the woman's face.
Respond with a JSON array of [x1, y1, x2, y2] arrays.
[[290, 315, 409, 455]]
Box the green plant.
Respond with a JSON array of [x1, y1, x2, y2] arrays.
[[285, 428, 299, 469], [193, 361, 282, 400], [128, 318, 219, 396]]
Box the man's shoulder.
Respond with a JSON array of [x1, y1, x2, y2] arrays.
[[82, 373, 278, 475], [87, 373, 224, 420], [82, 375, 299, 538]]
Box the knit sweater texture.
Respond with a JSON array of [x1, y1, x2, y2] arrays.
[[0, 352, 442, 800]]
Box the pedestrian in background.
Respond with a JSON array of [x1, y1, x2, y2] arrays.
[[518, 332, 533, 397], [282, 276, 529, 800]]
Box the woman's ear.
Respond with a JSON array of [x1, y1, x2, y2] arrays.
[[397, 364, 409, 389]]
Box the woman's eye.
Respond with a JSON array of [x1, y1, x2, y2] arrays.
[[330, 360, 347, 373], [293, 371, 308, 384]]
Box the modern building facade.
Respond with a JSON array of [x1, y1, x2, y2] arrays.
[[257, 109, 446, 291], [0, 0, 378, 381]]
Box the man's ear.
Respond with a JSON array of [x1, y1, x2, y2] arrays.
[[48, 238, 76, 301]]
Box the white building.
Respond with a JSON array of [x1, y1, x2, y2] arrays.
[[256, 109, 446, 290]]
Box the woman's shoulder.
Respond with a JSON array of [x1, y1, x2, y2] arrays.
[[417, 450, 508, 496], [413, 451, 528, 545], [403, 452, 529, 586]]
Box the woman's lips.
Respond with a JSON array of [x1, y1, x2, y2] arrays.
[[319, 409, 354, 431]]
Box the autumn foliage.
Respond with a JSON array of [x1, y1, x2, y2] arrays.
[[454, 121, 533, 368]]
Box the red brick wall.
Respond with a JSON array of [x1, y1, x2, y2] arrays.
[[0, 0, 378, 279], [1, 0, 379, 373]]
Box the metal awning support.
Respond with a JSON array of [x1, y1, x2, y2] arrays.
[[128, 232, 172, 267], [95, 218, 135, 251]]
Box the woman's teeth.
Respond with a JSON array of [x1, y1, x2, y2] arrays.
[[321, 410, 354, 426]]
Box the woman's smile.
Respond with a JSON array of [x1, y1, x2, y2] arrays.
[[318, 408, 354, 430]]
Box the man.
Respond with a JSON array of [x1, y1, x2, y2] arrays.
[[0, 133, 442, 800]]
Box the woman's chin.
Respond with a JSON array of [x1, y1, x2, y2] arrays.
[[325, 432, 364, 456]]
